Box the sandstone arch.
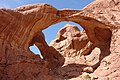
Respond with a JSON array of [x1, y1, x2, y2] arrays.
[[0, 0, 120, 79]]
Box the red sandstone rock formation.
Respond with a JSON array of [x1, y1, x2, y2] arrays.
[[0, 0, 120, 80], [50, 24, 95, 57], [50, 24, 100, 79]]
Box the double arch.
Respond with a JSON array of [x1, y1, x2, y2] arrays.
[[19, 4, 111, 70]]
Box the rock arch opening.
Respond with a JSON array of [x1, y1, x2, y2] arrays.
[[29, 21, 83, 59], [29, 44, 43, 59], [28, 15, 112, 70], [43, 21, 83, 44]]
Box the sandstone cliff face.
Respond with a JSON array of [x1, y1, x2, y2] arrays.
[[0, 0, 120, 80]]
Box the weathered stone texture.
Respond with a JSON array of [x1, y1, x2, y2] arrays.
[[0, 0, 120, 80]]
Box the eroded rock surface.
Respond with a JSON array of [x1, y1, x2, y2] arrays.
[[0, 0, 120, 80], [49, 24, 100, 79], [50, 24, 91, 57], [0, 4, 66, 80]]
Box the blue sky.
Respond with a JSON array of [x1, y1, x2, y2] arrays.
[[0, 0, 94, 55]]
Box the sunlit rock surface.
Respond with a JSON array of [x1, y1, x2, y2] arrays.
[[0, 0, 120, 80]]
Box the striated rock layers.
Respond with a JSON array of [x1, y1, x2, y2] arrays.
[[0, 0, 120, 80]]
